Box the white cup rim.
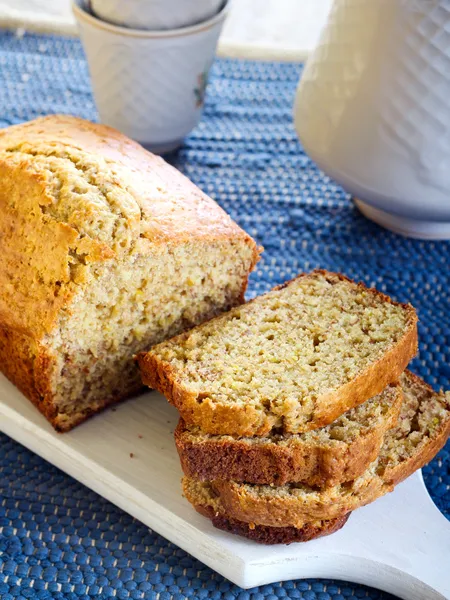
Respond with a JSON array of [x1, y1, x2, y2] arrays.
[[72, 0, 229, 38]]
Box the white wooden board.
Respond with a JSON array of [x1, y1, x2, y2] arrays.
[[0, 374, 449, 599]]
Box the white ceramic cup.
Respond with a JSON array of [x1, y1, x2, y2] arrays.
[[294, 0, 450, 239], [89, 0, 224, 31], [73, 0, 228, 153]]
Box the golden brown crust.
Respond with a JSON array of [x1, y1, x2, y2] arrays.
[[0, 115, 259, 431], [0, 158, 80, 340], [139, 270, 418, 436], [175, 384, 402, 486], [195, 504, 350, 544], [0, 115, 261, 249]]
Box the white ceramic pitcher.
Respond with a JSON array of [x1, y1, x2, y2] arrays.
[[294, 0, 450, 239]]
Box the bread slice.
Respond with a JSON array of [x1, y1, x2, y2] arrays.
[[194, 502, 350, 545], [0, 116, 260, 431], [139, 270, 417, 436], [176, 382, 403, 486], [182, 371, 450, 528]]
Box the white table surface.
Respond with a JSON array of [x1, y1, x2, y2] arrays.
[[0, 0, 332, 60]]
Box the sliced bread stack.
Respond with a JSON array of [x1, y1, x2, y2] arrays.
[[138, 270, 450, 544]]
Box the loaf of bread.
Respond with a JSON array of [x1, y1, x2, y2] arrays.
[[176, 382, 403, 486], [183, 371, 450, 528], [0, 115, 260, 431], [139, 271, 418, 436]]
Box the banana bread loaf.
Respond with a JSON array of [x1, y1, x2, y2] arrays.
[[0, 115, 260, 431]]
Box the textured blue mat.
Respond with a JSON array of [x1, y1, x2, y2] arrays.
[[0, 31, 449, 600]]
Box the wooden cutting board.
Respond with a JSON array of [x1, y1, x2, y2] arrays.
[[1, 374, 448, 599]]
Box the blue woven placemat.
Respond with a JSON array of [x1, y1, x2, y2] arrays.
[[0, 31, 449, 600]]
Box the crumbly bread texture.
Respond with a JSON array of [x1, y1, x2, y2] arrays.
[[194, 503, 350, 545], [182, 371, 450, 527], [0, 115, 260, 431], [176, 382, 403, 486], [139, 271, 418, 436]]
